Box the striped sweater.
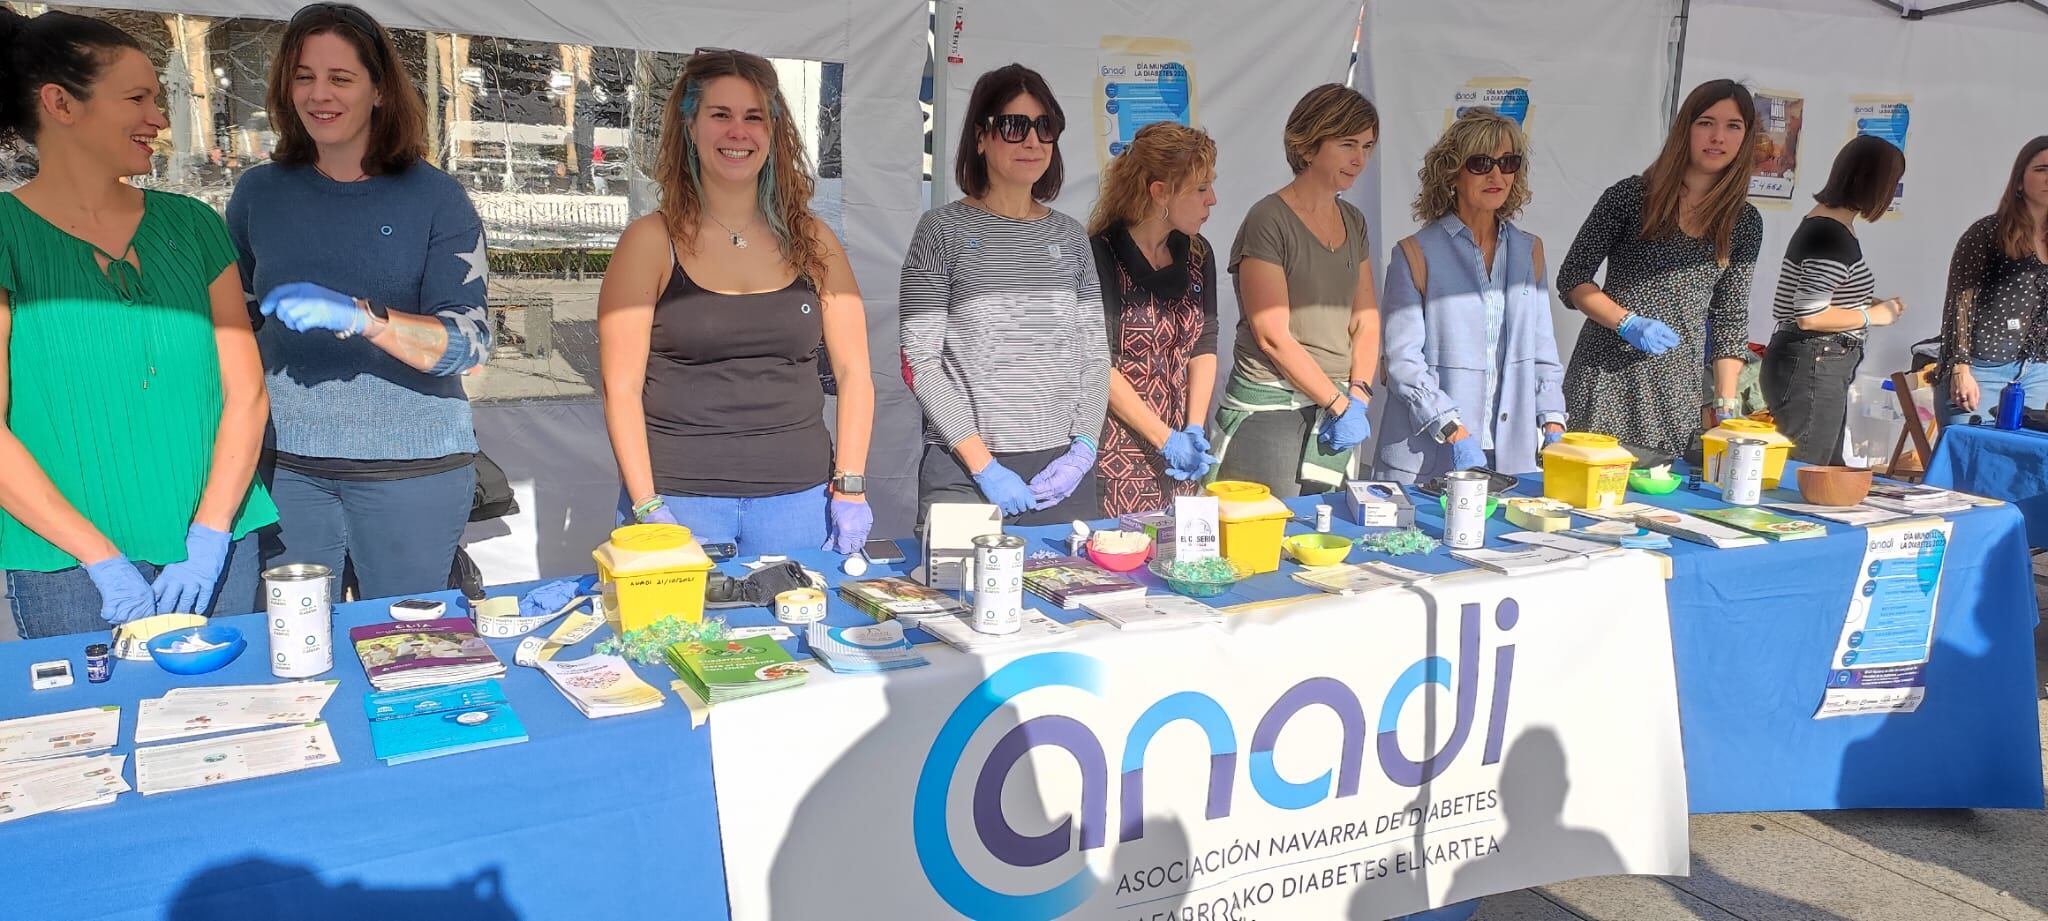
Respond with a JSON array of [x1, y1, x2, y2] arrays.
[[898, 200, 1108, 453], [1770, 215, 1875, 341]]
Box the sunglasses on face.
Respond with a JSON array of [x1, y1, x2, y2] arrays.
[[1463, 153, 1524, 176], [984, 113, 1060, 144]]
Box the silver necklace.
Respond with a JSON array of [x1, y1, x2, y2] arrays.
[[705, 211, 755, 249]]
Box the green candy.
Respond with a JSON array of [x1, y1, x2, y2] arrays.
[[1166, 557, 1237, 582], [596, 614, 730, 665], [1362, 527, 1440, 556]]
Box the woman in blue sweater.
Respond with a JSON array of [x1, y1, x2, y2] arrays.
[[228, 3, 490, 600]]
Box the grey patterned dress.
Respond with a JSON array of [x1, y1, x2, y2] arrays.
[[1556, 175, 1762, 455]]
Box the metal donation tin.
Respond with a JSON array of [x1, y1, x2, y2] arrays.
[[264, 563, 334, 678], [970, 534, 1026, 635], [1444, 470, 1490, 550], [1722, 437, 1767, 507]]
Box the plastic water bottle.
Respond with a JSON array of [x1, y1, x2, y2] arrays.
[[1996, 378, 2026, 430]]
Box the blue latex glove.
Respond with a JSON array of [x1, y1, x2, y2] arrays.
[[1450, 437, 1487, 470], [823, 496, 875, 554], [1616, 314, 1680, 355], [1542, 427, 1565, 447], [87, 555, 156, 625], [519, 577, 583, 618], [150, 523, 230, 614], [261, 281, 366, 335], [1028, 440, 1099, 510], [1183, 424, 1212, 454], [1159, 427, 1218, 482], [973, 461, 1036, 516], [1318, 397, 1373, 451]]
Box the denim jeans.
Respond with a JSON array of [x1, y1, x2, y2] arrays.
[[1937, 360, 2048, 426], [616, 484, 829, 558], [262, 464, 477, 602], [5, 532, 264, 640], [1761, 330, 1862, 465]]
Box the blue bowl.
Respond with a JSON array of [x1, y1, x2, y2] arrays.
[[146, 625, 247, 675]]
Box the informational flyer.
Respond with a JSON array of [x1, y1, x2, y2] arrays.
[[1850, 93, 1911, 214], [1816, 520, 1951, 719], [1448, 77, 1531, 128], [1095, 36, 1196, 164], [1748, 89, 1804, 200]]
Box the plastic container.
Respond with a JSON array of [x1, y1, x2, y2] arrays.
[[1283, 533, 1354, 567], [147, 625, 247, 675], [1149, 557, 1253, 598], [1085, 532, 1152, 573], [1541, 433, 1635, 510], [1205, 481, 1293, 574], [592, 523, 714, 631], [1701, 418, 1794, 489]]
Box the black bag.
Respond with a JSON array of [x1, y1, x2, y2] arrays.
[[468, 452, 519, 522]]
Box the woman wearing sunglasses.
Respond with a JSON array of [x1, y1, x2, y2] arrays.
[[227, 3, 491, 600], [0, 10, 275, 637], [1376, 108, 1565, 483], [900, 64, 1106, 523], [1557, 79, 1763, 456], [1211, 84, 1381, 498]]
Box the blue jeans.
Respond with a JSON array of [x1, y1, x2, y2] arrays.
[[1938, 360, 2048, 426], [263, 465, 476, 602], [616, 484, 829, 558], [5, 533, 265, 640]]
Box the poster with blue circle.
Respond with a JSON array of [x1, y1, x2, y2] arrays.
[[1097, 37, 1196, 165]]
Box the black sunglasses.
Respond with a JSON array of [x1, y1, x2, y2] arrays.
[[1463, 153, 1524, 176], [984, 113, 1060, 144]]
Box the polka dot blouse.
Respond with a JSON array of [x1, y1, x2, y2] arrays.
[[1939, 214, 2048, 378]]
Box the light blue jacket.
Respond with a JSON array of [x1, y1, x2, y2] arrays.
[[1374, 216, 1566, 481]]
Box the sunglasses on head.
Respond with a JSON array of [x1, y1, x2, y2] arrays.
[[985, 113, 1060, 144], [1463, 153, 1524, 176]]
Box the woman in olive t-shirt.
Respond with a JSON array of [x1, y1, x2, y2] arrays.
[[1212, 84, 1383, 498], [0, 11, 274, 638]]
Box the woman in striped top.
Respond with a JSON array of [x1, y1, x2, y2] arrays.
[[1759, 136, 1906, 464], [900, 64, 1107, 524], [0, 11, 275, 637]]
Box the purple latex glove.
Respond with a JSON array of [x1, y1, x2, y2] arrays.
[[1318, 397, 1373, 451], [636, 499, 679, 526], [973, 461, 1036, 516], [150, 523, 230, 614], [1450, 437, 1487, 471], [1616, 313, 1680, 355], [1028, 439, 1098, 510], [261, 281, 366, 335], [87, 555, 156, 625], [1542, 427, 1565, 447], [823, 496, 874, 554]]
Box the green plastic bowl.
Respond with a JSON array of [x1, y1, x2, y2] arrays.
[[1629, 470, 1683, 495]]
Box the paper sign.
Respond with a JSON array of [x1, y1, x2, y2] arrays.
[[1174, 495, 1220, 561]]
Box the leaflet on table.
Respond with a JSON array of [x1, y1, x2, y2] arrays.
[[134, 722, 340, 795], [1816, 520, 1953, 719], [0, 753, 129, 823], [364, 680, 529, 764], [1451, 544, 1588, 575], [534, 655, 667, 718], [1765, 501, 1910, 527], [136, 680, 340, 743], [1579, 502, 1765, 548], [1500, 531, 1626, 556], [0, 706, 120, 763], [915, 609, 1076, 652], [1078, 594, 1224, 630], [806, 620, 930, 673], [1288, 560, 1433, 595]]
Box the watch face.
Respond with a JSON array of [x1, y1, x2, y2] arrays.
[[836, 475, 865, 494]]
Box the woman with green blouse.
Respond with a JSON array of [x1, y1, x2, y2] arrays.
[[0, 10, 275, 638]]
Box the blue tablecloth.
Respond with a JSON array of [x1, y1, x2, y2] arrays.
[[1, 470, 2039, 919], [1925, 423, 2048, 549]]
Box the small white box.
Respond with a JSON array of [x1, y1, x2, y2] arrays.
[[1344, 480, 1415, 528]]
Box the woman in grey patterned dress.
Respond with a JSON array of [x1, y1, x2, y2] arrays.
[[1557, 80, 1764, 455]]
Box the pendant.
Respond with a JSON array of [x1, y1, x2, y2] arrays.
[[731, 232, 749, 249]]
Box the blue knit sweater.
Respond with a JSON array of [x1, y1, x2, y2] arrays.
[[227, 161, 490, 460]]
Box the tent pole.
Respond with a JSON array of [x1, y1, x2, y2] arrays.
[[1668, 0, 1692, 125]]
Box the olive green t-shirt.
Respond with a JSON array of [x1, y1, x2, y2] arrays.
[[1227, 192, 1371, 385], [0, 190, 277, 571]]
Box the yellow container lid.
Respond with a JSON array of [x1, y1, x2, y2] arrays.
[[1542, 432, 1635, 463], [1205, 480, 1292, 522], [592, 523, 712, 574], [1705, 417, 1792, 444]]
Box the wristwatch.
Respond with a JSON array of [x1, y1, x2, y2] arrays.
[[1437, 419, 1462, 443], [831, 472, 866, 496]]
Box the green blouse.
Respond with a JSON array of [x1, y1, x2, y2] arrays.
[[0, 190, 276, 572]]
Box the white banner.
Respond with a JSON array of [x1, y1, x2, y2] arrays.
[[710, 553, 1688, 920]]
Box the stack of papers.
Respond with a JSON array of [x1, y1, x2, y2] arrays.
[[534, 655, 666, 718], [1023, 556, 1147, 610], [348, 618, 506, 691], [839, 577, 969, 625], [1079, 594, 1224, 631], [0, 707, 128, 821], [1695, 507, 1828, 541], [1579, 502, 1765, 548], [666, 636, 811, 704], [1766, 501, 1908, 527], [1864, 483, 1976, 516], [1291, 561, 1433, 596], [806, 621, 930, 674], [364, 680, 527, 765], [136, 680, 339, 743], [1451, 545, 1588, 574], [914, 610, 1076, 653], [135, 722, 340, 793]]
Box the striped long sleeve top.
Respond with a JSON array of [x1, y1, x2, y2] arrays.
[[1770, 215, 1875, 342]]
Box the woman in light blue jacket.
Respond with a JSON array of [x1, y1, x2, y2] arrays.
[[1376, 107, 1565, 483]]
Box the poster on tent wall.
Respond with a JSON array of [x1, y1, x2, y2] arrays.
[[1748, 89, 1805, 201], [707, 554, 1689, 920], [1815, 519, 1952, 719], [1449, 77, 1532, 130], [1850, 94, 1912, 214], [1095, 36, 1198, 164]]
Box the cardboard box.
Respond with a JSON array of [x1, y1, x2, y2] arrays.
[[1344, 480, 1414, 528]]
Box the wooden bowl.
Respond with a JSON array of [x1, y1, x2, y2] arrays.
[[1796, 465, 1874, 507]]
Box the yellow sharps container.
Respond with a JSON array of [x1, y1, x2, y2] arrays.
[[1541, 433, 1635, 509], [592, 523, 713, 631], [1205, 481, 1292, 574], [1700, 417, 1795, 489]]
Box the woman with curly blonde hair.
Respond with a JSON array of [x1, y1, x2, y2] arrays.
[[1374, 107, 1566, 482], [597, 48, 874, 555], [1085, 122, 1221, 516]]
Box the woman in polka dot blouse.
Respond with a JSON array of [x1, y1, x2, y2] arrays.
[[1935, 136, 2048, 425]]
